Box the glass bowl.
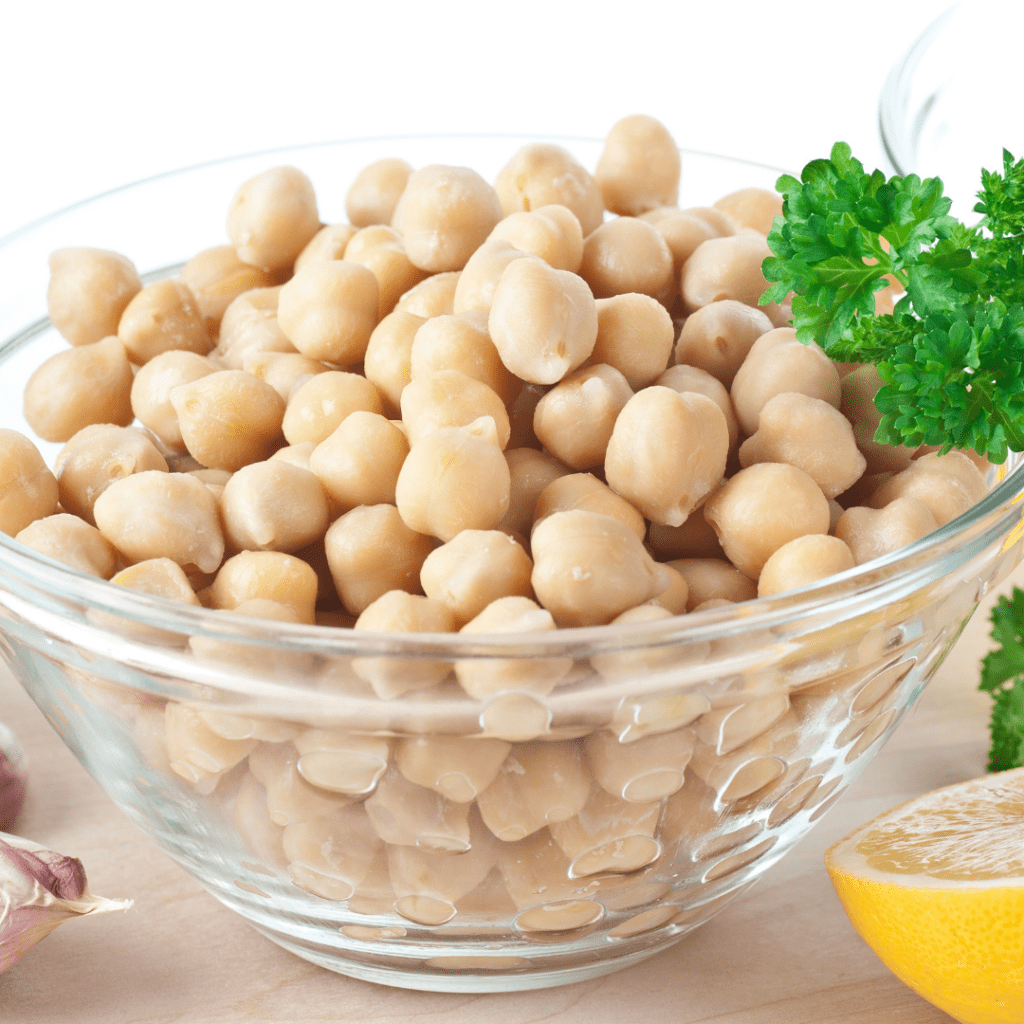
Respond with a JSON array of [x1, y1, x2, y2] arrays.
[[879, 3, 1024, 218], [1, 135, 1023, 994]]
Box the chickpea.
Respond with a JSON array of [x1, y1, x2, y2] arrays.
[[646, 211, 718, 276], [276, 260, 379, 364], [342, 226, 401, 261], [420, 530, 533, 625], [840, 364, 917, 473], [493, 144, 604, 236], [648, 564, 689, 614], [488, 258, 598, 385], [673, 299, 774, 389], [47, 247, 142, 347], [595, 114, 680, 216], [324, 504, 434, 616], [533, 364, 632, 470], [242, 350, 327, 401], [395, 417, 510, 542], [835, 497, 939, 566], [400, 369, 510, 449], [130, 350, 216, 451], [346, 240, 429, 322], [703, 463, 830, 580], [533, 472, 646, 541], [23, 336, 134, 442], [171, 370, 285, 471], [579, 218, 675, 307], [226, 165, 320, 273], [730, 328, 841, 437], [680, 233, 777, 315], [656, 363, 740, 455], [118, 279, 212, 364], [582, 293, 674, 391], [16, 513, 118, 578], [499, 447, 570, 537], [179, 245, 275, 338], [281, 370, 383, 447], [210, 550, 319, 624], [56, 424, 169, 525], [345, 157, 414, 228], [391, 165, 502, 273], [451, 238, 539, 316], [868, 451, 988, 527], [293, 223, 359, 272], [93, 470, 224, 573], [487, 205, 584, 274], [530, 509, 673, 627], [738, 392, 866, 499], [668, 557, 759, 610], [393, 271, 461, 319], [409, 309, 519, 406], [215, 286, 294, 370], [605, 387, 729, 527], [679, 206, 735, 237], [0, 429, 59, 537], [220, 460, 329, 554], [309, 411, 409, 510], [757, 535, 856, 598], [363, 309, 425, 414], [713, 187, 783, 235], [111, 558, 201, 606]]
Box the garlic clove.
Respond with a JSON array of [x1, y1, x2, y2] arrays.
[[0, 832, 132, 973], [0, 723, 27, 832]]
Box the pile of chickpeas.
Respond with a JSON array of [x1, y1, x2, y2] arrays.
[[0, 117, 995, 934]]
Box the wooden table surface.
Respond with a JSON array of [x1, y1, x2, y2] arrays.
[[0, 577, 1010, 1024]]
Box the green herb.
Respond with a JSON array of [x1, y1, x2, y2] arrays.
[[980, 587, 1024, 771], [761, 144, 1024, 464]]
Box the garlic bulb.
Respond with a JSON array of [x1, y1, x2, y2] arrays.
[[0, 832, 131, 973], [0, 723, 27, 832]]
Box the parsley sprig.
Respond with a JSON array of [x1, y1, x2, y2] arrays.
[[980, 588, 1024, 772], [762, 144, 1024, 464]]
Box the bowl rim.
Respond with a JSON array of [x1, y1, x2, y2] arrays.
[[0, 132, 1021, 659]]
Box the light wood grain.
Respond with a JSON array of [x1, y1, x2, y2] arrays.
[[1, 577, 1008, 1023]]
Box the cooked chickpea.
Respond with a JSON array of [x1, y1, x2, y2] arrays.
[[281, 370, 383, 447], [835, 497, 939, 566], [409, 310, 519, 406], [93, 470, 224, 573], [420, 530, 533, 624], [130, 350, 216, 451], [392, 165, 502, 273], [757, 535, 856, 597], [395, 417, 510, 542], [214, 286, 294, 370], [730, 328, 841, 437], [840, 364, 917, 473], [309, 411, 409, 510], [118, 279, 212, 364], [605, 387, 729, 527], [56, 425, 168, 524], [47, 247, 142, 347], [0, 430, 59, 537], [220, 460, 329, 554], [171, 370, 285, 471], [868, 451, 988, 527], [346, 157, 414, 228], [242, 350, 327, 400], [393, 271, 461, 318], [680, 234, 776, 315], [111, 557, 201, 608], [668, 557, 758, 609], [226, 165, 320, 273], [344, 226, 402, 261], [363, 310, 425, 414], [209, 550, 319, 624], [656, 363, 740, 455], [738, 392, 866, 498], [23, 336, 134, 442], [276, 260, 379, 364], [324, 504, 434, 616], [488, 258, 598, 385], [713, 187, 783, 235], [293, 223, 360, 272], [533, 472, 646, 541], [533, 364, 631, 470], [594, 114, 680, 216], [499, 448, 570, 537], [401, 369, 510, 450], [179, 245, 275, 339], [486, 205, 584, 273], [493, 144, 604, 236], [584, 293, 674, 391], [703, 463, 830, 580], [346, 240, 429, 322], [646, 211, 718, 276], [451, 238, 539, 316], [15, 513, 118, 578], [673, 299, 773, 389], [579, 218, 675, 306]]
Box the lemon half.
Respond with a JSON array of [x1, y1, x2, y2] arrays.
[[825, 767, 1024, 1024]]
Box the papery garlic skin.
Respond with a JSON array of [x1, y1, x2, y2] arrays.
[[0, 723, 27, 832], [0, 832, 131, 973]]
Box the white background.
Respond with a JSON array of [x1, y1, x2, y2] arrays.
[[0, 0, 946, 242]]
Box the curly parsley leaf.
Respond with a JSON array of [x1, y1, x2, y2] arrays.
[[981, 588, 1024, 772]]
